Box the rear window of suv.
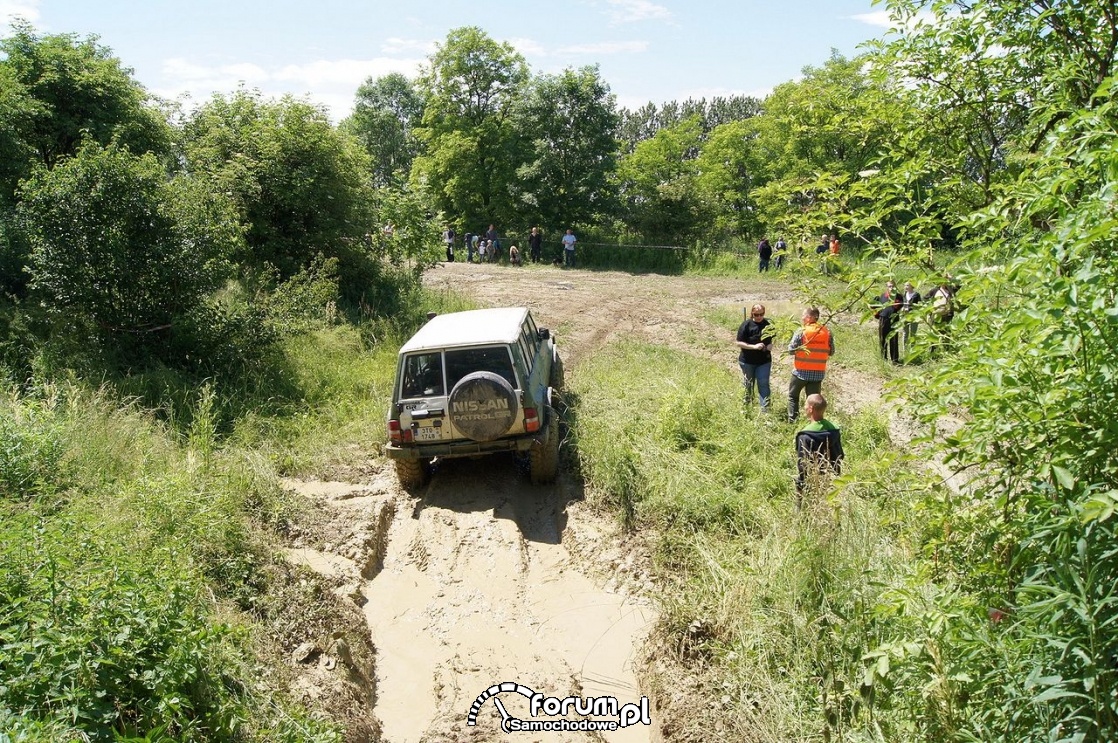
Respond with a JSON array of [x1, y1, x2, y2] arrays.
[[444, 346, 518, 390], [400, 352, 445, 399]]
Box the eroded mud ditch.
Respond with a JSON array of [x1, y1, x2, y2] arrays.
[[283, 453, 657, 742]]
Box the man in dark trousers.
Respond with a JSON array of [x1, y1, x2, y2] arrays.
[[899, 281, 922, 359], [787, 307, 834, 423], [795, 393, 845, 503], [486, 224, 500, 261], [528, 227, 542, 263], [758, 238, 772, 272], [874, 281, 901, 364]]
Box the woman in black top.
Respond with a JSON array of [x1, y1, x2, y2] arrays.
[[735, 303, 773, 411]]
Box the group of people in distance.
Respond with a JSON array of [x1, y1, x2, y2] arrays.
[[872, 277, 958, 364], [756, 237, 788, 272], [736, 271, 959, 500], [818, 233, 841, 275], [756, 233, 841, 274], [735, 304, 844, 501], [442, 224, 579, 267]]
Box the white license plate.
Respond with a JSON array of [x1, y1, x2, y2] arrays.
[[414, 425, 441, 441]]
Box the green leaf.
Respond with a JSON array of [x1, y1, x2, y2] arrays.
[[1052, 465, 1075, 490]]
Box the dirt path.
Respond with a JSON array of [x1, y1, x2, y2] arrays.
[[283, 261, 944, 742]]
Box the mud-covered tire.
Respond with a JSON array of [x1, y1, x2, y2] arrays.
[[549, 353, 565, 391], [529, 409, 560, 485], [395, 458, 431, 491], [448, 371, 519, 441]]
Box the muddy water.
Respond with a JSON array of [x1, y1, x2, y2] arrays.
[[364, 456, 656, 743]]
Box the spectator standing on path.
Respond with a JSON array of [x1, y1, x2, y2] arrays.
[[818, 234, 832, 275], [443, 226, 456, 262], [873, 281, 901, 364], [758, 238, 772, 272], [774, 237, 787, 270], [464, 232, 474, 263], [486, 224, 500, 261], [900, 281, 922, 358], [562, 229, 577, 267], [786, 307, 835, 423], [528, 227, 542, 263], [736, 304, 773, 412], [928, 279, 957, 353], [794, 393, 845, 500]]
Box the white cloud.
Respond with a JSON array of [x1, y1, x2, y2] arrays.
[[560, 40, 648, 55], [607, 0, 672, 24], [851, 9, 937, 31], [381, 37, 436, 55], [159, 56, 425, 121], [162, 58, 270, 85], [0, 0, 40, 28], [850, 11, 893, 29], [510, 37, 546, 56], [274, 58, 419, 89], [513, 37, 648, 59]]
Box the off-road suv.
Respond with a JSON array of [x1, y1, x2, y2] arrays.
[[384, 307, 564, 490]]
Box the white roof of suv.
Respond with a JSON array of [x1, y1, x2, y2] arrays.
[[399, 307, 530, 353]]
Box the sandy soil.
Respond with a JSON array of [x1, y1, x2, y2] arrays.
[[280, 261, 957, 742]]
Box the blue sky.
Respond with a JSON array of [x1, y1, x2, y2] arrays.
[[2, 0, 898, 121]]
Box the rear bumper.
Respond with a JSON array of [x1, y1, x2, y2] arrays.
[[385, 427, 547, 461]]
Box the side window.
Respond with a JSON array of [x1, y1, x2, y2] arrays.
[[520, 318, 541, 371], [510, 342, 529, 382], [445, 346, 518, 390], [517, 336, 532, 373], [400, 352, 445, 399]]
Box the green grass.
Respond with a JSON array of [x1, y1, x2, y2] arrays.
[[570, 337, 924, 740], [0, 287, 478, 742], [0, 385, 341, 742]]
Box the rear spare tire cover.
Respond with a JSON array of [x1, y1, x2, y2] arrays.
[[448, 371, 518, 441]]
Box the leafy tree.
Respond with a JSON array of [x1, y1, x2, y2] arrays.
[[18, 142, 236, 341], [748, 53, 904, 248], [511, 66, 620, 231], [411, 27, 530, 228], [0, 23, 171, 191], [614, 116, 707, 242], [180, 90, 376, 295], [618, 95, 760, 154], [822, 2, 1118, 739], [0, 64, 37, 209], [866, 82, 1118, 743], [693, 120, 765, 239], [0, 25, 172, 296], [340, 72, 425, 186], [873, 0, 1118, 213]]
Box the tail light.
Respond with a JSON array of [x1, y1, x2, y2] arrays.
[[523, 407, 540, 433], [388, 420, 414, 444]]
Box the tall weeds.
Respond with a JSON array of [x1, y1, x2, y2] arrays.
[[572, 336, 921, 740]]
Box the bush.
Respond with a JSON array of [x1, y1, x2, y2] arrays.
[[0, 392, 66, 498]]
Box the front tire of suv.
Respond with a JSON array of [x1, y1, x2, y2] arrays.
[[395, 458, 431, 491], [529, 410, 560, 485]]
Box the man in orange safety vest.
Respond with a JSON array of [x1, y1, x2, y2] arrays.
[[787, 307, 835, 423]]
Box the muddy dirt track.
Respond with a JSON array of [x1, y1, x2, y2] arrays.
[[283, 261, 898, 742]]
